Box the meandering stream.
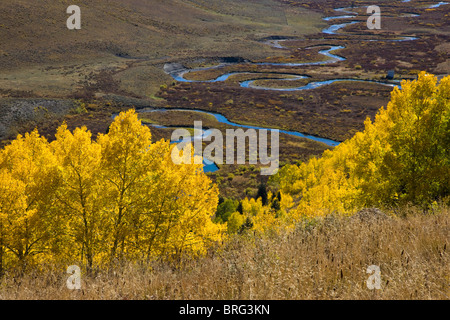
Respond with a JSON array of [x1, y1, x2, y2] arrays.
[[114, 107, 340, 172], [147, 1, 447, 172], [164, 3, 427, 90]]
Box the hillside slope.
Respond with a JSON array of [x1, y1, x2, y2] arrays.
[[0, 0, 323, 94], [0, 0, 316, 65]]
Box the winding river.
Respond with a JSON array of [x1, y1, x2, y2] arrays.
[[121, 107, 340, 172], [164, 3, 426, 90], [145, 1, 447, 172]]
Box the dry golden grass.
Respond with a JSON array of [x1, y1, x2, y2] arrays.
[[0, 206, 448, 300]]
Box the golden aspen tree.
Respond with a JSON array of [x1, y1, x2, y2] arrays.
[[227, 211, 246, 234], [0, 130, 59, 269], [273, 73, 450, 218], [97, 110, 224, 262], [351, 72, 450, 207], [97, 110, 154, 262], [377, 73, 450, 205], [0, 109, 226, 270], [51, 124, 106, 268], [0, 170, 28, 272], [120, 139, 225, 261]]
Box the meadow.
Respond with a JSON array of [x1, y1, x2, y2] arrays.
[[1, 206, 448, 300]]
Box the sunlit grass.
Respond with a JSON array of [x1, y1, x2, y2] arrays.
[[1, 205, 448, 300]]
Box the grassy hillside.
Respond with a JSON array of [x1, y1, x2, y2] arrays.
[[1, 206, 448, 300], [0, 0, 324, 98]]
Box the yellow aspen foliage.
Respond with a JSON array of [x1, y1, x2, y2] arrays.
[[126, 140, 225, 260], [222, 189, 295, 235], [0, 130, 60, 270], [0, 170, 32, 271], [227, 211, 246, 234], [97, 110, 155, 262], [0, 109, 224, 271], [51, 124, 106, 268], [231, 196, 282, 235], [273, 72, 450, 219]]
